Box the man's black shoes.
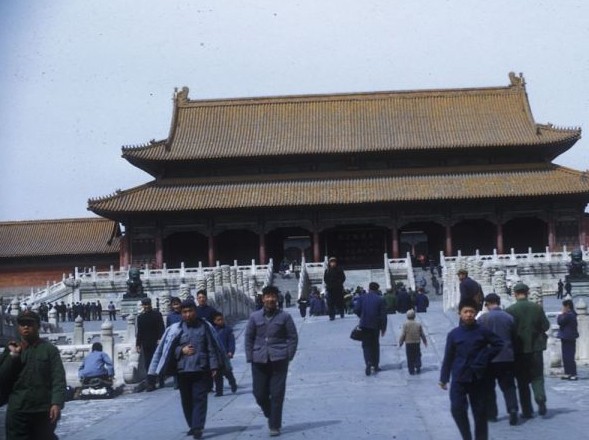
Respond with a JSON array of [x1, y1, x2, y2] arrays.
[[538, 402, 547, 416]]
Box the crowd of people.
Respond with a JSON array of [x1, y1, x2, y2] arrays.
[[439, 269, 580, 439], [4, 300, 107, 323], [0, 258, 581, 440]]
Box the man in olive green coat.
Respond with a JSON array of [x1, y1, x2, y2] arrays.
[[2, 310, 66, 440], [506, 283, 550, 418]]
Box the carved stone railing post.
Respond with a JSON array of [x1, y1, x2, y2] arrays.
[[73, 315, 84, 345], [10, 298, 20, 318], [126, 313, 137, 346], [159, 290, 171, 319], [529, 282, 543, 306], [179, 283, 190, 301], [101, 320, 115, 368], [196, 277, 206, 295], [576, 298, 589, 362], [48, 307, 58, 327]]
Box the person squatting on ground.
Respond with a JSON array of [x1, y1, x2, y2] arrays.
[[557, 299, 579, 381], [136, 297, 165, 391], [211, 311, 238, 396], [398, 309, 427, 375], [245, 285, 298, 437], [0, 310, 67, 440], [506, 282, 550, 418], [439, 298, 504, 440], [354, 281, 387, 376], [323, 257, 346, 320], [148, 299, 224, 439], [78, 342, 114, 383], [476, 293, 519, 426]]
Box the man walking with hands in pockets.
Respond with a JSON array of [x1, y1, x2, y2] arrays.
[[245, 286, 298, 437]]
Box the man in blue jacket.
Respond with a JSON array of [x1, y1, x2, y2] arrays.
[[457, 269, 483, 311], [440, 298, 504, 440], [78, 342, 114, 382], [175, 299, 222, 439], [245, 286, 298, 437], [354, 282, 387, 376]]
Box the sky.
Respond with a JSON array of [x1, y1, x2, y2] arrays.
[[1, 0, 588, 222]]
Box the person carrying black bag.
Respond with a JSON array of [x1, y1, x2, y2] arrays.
[[354, 282, 387, 376]]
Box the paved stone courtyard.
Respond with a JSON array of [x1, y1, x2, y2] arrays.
[[2, 295, 589, 439]]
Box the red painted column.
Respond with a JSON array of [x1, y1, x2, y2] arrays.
[[391, 227, 399, 258], [259, 232, 266, 264], [496, 222, 504, 254], [155, 229, 163, 269], [313, 230, 320, 262], [120, 234, 130, 269], [445, 224, 453, 256], [548, 218, 556, 252], [208, 234, 215, 267], [579, 215, 587, 249]]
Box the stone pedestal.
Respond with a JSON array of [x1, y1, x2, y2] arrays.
[[569, 280, 589, 298], [119, 299, 141, 318]]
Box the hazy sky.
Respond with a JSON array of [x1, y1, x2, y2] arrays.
[[1, 0, 588, 221]]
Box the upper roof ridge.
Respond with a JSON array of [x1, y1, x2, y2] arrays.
[[173, 73, 525, 108]]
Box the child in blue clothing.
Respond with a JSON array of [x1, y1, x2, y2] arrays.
[[212, 312, 238, 396], [439, 298, 504, 440]]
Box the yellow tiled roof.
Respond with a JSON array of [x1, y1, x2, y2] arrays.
[[122, 80, 580, 162], [0, 218, 120, 258], [88, 166, 589, 215]]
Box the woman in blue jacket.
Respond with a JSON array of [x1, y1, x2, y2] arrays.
[[557, 299, 579, 380]]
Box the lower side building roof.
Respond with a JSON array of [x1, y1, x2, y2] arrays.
[[88, 166, 589, 216]]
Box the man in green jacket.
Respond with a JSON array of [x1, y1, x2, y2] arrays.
[[2, 310, 66, 440], [506, 283, 550, 419]]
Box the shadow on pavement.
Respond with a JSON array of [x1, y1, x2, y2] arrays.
[[204, 425, 255, 438], [282, 419, 342, 434], [541, 406, 579, 420]]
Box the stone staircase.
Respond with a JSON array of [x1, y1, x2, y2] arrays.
[[344, 269, 388, 291], [271, 273, 300, 296]]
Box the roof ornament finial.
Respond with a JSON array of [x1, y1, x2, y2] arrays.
[[508, 72, 526, 88], [175, 86, 190, 104]]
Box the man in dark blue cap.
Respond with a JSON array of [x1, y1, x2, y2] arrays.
[[136, 297, 165, 391], [175, 299, 222, 439]]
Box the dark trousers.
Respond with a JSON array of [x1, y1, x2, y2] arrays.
[[484, 362, 518, 418], [361, 328, 380, 368], [214, 368, 237, 394], [327, 295, 344, 319], [299, 306, 307, 318], [405, 343, 422, 373], [252, 360, 289, 430], [514, 351, 546, 415], [561, 339, 577, 376], [450, 380, 487, 440], [142, 344, 157, 373], [6, 410, 58, 440], [178, 372, 212, 430]]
